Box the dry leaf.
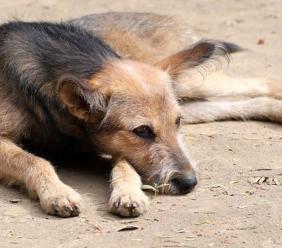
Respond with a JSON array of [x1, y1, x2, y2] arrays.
[[9, 199, 21, 204], [118, 226, 139, 232]]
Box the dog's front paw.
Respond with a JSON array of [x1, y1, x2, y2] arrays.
[[109, 189, 149, 217], [39, 182, 81, 218]]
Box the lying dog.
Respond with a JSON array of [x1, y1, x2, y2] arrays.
[[71, 13, 282, 123], [0, 12, 281, 218]]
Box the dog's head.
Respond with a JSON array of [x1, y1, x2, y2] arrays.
[[57, 40, 227, 194]]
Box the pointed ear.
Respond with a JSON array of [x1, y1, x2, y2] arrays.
[[57, 75, 110, 122], [155, 40, 239, 79]]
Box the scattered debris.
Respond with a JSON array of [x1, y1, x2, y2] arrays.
[[254, 168, 272, 171], [226, 145, 235, 153], [248, 176, 280, 185], [258, 177, 266, 185], [157, 235, 172, 239], [130, 238, 142, 242], [224, 18, 244, 27], [118, 226, 139, 232], [144, 217, 159, 222], [195, 219, 210, 225], [235, 18, 244, 23], [208, 184, 229, 195], [163, 240, 179, 244], [184, 235, 198, 241], [141, 184, 157, 192], [248, 177, 260, 184], [227, 226, 256, 231], [9, 199, 21, 204], [92, 226, 102, 234], [229, 180, 239, 185], [203, 211, 216, 215], [141, 183, 169, 195], [242, 190, 254, 196], [120, 220, 138, 225], [257, 38, 265, 45], [208, 184, 225, 189], [273, 178, 280, 185]]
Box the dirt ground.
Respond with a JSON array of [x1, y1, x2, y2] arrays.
[[0, 0, 282, 247]]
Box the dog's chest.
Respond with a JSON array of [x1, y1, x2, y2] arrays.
[[21, 124, 88, 158]]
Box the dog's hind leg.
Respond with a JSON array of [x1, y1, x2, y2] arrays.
[[175, 72, 282, 100], [181, 97, 282, 124], [109, 159, 149, 217], [0, 137, 81, 217]]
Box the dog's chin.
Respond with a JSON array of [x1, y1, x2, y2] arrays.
[[161, 183, 179, 195], [152, 182, 196, 195], [142, 173, 196, 195], [142, 182, 182, 195]]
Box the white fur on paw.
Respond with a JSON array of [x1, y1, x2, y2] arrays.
[[109, 189, 149, 217], [39, 183, 81, 218]]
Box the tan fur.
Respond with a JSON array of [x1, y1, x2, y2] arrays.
[[0, 137, 81, 217], [77, 12, 197, 63], [155, 42, 215, 80], [83, 12, 282, 123], [86, 60, 192, 188], [182, 97, 282, 124], [109, 159, 148, 217]]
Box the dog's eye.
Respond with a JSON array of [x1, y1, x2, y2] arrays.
[[175, 117, 181, 128], [133, 125, 155, 139]]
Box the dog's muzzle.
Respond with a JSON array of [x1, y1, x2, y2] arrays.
[[171, 174, 197, 194]]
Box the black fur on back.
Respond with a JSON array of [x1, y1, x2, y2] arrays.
[[0, 21, 119, 81], [0, 21, 120, 127]]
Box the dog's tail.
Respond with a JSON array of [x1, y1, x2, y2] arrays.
[[220, 41, 245, 54]]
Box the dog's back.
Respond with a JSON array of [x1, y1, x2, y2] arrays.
[[70, 12, 199, 63]]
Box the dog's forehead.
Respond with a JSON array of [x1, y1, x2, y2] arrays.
[[90, 59, 181, 122], [109, 60, 172, 94], [114, 61, 179, 105], [118, 60, 169, 86], [104, 61, 182, 127]]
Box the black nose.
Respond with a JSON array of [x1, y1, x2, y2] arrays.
[[172, 175, 197, 194]]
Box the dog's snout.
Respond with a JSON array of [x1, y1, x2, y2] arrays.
[[172, 174, 197, 194]]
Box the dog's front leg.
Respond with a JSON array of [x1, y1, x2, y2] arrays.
[[109, 159, 149, 217], [0, 137, 81, 217]]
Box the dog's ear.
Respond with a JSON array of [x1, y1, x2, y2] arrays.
[[155, 40, 235, 80], [57, 75, 110, 122]]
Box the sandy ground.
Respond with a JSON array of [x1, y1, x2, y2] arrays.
[[0, 0, 282, 247]]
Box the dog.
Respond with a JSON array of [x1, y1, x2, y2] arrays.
[[71, 12, 282, 123], [0, 12, 281, 218]]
